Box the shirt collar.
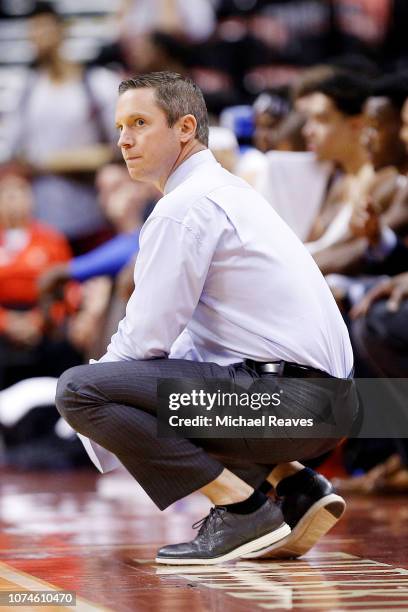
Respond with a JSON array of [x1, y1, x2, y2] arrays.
[[164, 149, 217, 195]]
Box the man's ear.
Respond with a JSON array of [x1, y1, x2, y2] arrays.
[[178, 114, 197, 143]]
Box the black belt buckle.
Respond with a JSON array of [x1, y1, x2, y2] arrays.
[[246, 359, 332, 379], [245, 359, 283, 376]]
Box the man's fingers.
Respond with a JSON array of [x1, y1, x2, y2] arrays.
[[387, 286, 405, 312], [350, 282, 392, 319], [350, 297, 371, 319]]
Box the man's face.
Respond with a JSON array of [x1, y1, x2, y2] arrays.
[[0, 175, 33, 228], [29, 14, 63, 60], [296, 92, 356, 164], [400, 100, 408, 152], [254, 111, 280, 152], [362, 97, 404, 170], [115, 88, 181, 185]]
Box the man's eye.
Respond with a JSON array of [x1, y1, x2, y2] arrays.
[[135, 119, 145, 126]]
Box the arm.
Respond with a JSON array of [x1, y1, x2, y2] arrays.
[[351, 271, 408, 319], [315, 188, 408, 276], [314, 230, 408, 277], [349, 199, 408, 275], [70, 231, 140, 282], [39, 231, 140, 298], [68, 277, 113, 355], [313, 237, 369, 276], [39, 144, 114, 175], [97, 211, 217, 363], [382, 182, 408, 235]]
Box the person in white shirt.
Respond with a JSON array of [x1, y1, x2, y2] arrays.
[[3, 2, 120, 246], [56, 72, 357, 566]]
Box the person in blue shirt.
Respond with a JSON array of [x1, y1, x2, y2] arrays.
[[39, 171, 157, 297]]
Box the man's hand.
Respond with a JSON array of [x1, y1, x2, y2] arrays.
[[349, 198, 381, 246], [350, 272, 408, 318], [4, 311, 42, 347], [38, 263, 71, 299]]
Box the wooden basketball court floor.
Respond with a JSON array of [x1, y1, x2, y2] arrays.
[[0, 467, 407, 612]]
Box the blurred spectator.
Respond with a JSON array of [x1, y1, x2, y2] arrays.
[[219, 105, 268, 185], [337, 234, 408, 492], [94, 0, 215, 100], [215, 0, 335, 97], [208, 126, 239, 173], [96, 163, 130, 210], [39, 165, 155, 295], [119, 0, 215, 43], [333, 0, 393, 59], [39, 166, 158, 358], [291, 67, 371, 258], [313, 72, 408, 282], [255, 149, 331, 240], [350, 73, 408, 242], [252, 87, 290, 152], [362, 73, 408, 174], [0, 170, 82, 389], [324, 52, 381, 77], [272, 111, 306, 152], [2, 1, 120, 252], [332, 89, 408, 491], [97, 29, 190, 79], [219, 105, 254, 147], [291, 67, 406, 288]]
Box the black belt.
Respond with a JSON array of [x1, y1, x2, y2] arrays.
[[245, 359, 334, 379]]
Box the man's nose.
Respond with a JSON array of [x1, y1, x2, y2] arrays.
[[117, 128, 133, 149]]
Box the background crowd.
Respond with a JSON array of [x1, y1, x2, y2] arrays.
[[0, 0, 407, 495]]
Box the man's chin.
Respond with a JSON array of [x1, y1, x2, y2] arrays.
[[127, 168, 144, 181]]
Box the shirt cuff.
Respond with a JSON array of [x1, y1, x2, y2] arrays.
[[366, 226, 397, 262]]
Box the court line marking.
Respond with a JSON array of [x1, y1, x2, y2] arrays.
[[0, 561, 110, 611], [165, 553, 408, 610]]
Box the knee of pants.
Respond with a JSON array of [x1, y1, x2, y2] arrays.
[[56, 364, 98, 431]]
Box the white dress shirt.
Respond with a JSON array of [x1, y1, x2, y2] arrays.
[[98, 149, 353, 378]]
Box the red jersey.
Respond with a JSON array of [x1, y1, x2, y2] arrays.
[[0, 222, 71, 306]]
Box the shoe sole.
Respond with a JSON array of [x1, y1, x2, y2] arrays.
[[242, 493, 346, 560], [155, 522, 291, 565]]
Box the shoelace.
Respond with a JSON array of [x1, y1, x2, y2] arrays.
[[192, 506, 227, 536]]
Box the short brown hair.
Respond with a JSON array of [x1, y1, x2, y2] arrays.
[[119, 71, 209, 147], [293, 66, 371, 116]]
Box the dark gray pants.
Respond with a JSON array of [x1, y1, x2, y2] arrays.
[[352, 300, 408, 466], [56, 359, 354, 510], [352, 300, 408, 378]]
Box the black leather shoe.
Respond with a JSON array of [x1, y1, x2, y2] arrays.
[[155, 498, 290, 565], [243, 472, 346, 559]]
